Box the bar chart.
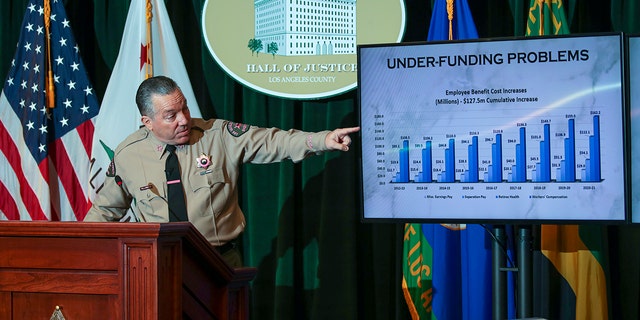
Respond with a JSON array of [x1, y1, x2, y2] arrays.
[[388, 115, 602, 184], [358, 33, 626, 222]]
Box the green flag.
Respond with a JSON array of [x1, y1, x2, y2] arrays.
[[526, 0, 570, 36], [402, 223, 433, 319]]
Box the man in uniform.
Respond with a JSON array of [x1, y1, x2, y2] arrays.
[[84, 76, 359, 267]]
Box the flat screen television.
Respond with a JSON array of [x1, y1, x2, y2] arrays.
[[628, 34, 640, 223], [357, 33, 627, 223]]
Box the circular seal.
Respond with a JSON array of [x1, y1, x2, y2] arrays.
[[202, 0, 406, 99]]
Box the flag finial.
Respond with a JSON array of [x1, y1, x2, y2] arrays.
[[145, 0, 154, 79], [44, 0, 56, 109], [446, 0, 454, 41]]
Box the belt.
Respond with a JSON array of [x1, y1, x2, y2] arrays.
[[215, 240, 236, 255]]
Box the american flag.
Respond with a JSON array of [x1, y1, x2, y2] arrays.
[[0, 0, 99, 221]]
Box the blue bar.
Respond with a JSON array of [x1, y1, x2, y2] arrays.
[[392, 140, 410, 183], [557, 164, 564, 181], [400, 140, 410, 182], [489, 134, 502, 182], [466, 136, 479, 182], [495, 134, 503, 182], [593, 116, 601, 180], [583, 159, 591, 181], [535, 124, 551, 182], [510, 127, 526, 182], [419, 141, 433, 182], [585, 115, 601, 182], [516, 127, 526, 181], [490, 144, 496, 182], [442, 139, 456, 182], [560, 119, 576, 182]]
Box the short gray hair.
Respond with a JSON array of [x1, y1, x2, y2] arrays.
[[135, 76, 181, 117]]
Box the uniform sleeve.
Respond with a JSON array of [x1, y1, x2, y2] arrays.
[[220, 121, 331, 164], [83, 163, 133, 222]]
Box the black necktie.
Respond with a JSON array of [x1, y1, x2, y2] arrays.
[[165, 145, 188, 221]]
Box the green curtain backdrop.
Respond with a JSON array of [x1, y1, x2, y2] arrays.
[[1, 0, 640, 319]]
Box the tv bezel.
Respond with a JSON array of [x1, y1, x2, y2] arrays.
[[356, 32, 629, 225]]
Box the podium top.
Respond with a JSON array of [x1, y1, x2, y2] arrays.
[[0, 221, 192, 238]]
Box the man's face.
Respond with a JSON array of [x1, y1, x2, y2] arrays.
[[141, 89, 192, 145]]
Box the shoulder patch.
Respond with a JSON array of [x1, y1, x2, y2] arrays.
[[106, 160, 116, 177], [227, 122, 250, 137]]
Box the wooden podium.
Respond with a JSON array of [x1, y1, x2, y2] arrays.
[[0, 221, 256, 320]]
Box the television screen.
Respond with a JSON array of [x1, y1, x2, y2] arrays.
[[357, 33, 627, 223], [629, 35, 640, 223]]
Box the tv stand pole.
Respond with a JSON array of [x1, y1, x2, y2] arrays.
[[517, 225, 534, 318], [492, 225, 508, 320], [492, 225, 534, 320]]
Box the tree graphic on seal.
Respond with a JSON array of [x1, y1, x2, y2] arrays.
[[267, 42, 278, 58], [247, 38, 263, 56]]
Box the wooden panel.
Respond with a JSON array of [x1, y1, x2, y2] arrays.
[[0, 237, 119, 270], [0, 292, 10, 320], [157, 239, 182, 320], [182, 251, 227, 313], [0, 270, 120, 294], [12, 292, 119, 320], [124, 242, 157, 320], [182, 289, 216, 320], [227, 285, 250, 320]]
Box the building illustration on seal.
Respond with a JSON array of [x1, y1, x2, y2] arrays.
[[251, 0, 357, 57]]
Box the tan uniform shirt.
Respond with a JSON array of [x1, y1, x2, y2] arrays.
[[84, 118, 330, 246]]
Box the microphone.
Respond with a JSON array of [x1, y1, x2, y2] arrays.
[[115, 175, 123, 186]]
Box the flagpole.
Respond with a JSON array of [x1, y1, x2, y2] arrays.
[[44, 0, 55, 109], [145, 0, 153, 79]]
